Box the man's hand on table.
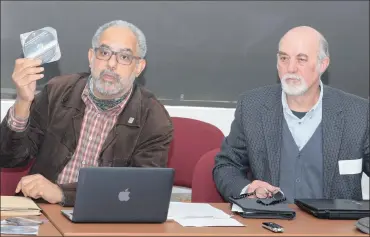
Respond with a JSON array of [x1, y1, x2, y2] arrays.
[[15, 174, 63, 204]]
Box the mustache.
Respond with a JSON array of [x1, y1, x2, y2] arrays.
[[99, 70, 120, 81], [282, 74, 303, 81]]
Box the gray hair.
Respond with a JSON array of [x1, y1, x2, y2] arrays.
[[318, 34, 329, 61], [92, 20, 147, 58]]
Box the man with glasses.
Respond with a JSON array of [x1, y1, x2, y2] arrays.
[[0, 20, 173, 206], [213, 26, 369, 203]]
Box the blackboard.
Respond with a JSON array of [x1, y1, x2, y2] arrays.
[[1, 1, 369, 107]]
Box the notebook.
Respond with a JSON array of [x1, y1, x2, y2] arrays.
[[1, 196, 41, 216]]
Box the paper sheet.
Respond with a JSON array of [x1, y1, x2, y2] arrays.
[[1, 225, 39, 235], [1, 218, 41, 236], [231, 204, 244, 213], [174, 217, 245, 227], [167, 202, 231, 220], [231, 204, 255, 215], [1, 196, 41, 216], [1, 196, 40, 211]]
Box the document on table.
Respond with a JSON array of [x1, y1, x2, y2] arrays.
[[1, 218, 41, 236], [174, 217, 245, 227], [1, 196, 41, 216], [231, 204, 244, 212], [231, 203, 256, 214], [167, 202, 231, 219], [0, 225, 39, 236], [167, 202, 245, 227]]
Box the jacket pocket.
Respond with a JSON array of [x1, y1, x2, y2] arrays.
[[112, 157, 130, 167]]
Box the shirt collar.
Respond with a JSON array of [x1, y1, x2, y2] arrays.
[[281, 80, 324, 113]]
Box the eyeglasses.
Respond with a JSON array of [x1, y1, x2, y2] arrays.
[[94, 47, 141, 65], [232, 187, 286, 206]]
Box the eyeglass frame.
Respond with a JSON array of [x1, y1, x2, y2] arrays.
[[93, 45, 142, 65], [231, 188, 286, 206]]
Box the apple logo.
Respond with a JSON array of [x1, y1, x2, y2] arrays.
[[118, 188, 130, 202]]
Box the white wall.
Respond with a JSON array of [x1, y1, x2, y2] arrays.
[[164, 106, 235, 136], [1, 100, 236, 136], [1, 100, 15, 121], [1, 99, 368, 199]]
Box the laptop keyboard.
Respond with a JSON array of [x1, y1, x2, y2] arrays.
[[62, 209, 74, 217]]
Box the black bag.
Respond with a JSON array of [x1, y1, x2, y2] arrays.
[[229, 197, 296, 220]]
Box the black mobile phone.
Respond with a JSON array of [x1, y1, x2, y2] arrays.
[[262, 222, 284, 233]]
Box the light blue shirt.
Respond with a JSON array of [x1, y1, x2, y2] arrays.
[[236, 81, 324, 198], [281, 81, 323, 151]]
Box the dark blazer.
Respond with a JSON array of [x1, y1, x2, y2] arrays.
[[0, 73, 173, 206], [213, 84, 369, 201]]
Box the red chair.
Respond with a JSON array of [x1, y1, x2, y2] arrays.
[[168, 117, 224, 190], [191, 148, 225, 202], [0, 159, 34, 195]]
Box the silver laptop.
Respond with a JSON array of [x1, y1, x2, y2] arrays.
[[61, 167, 174, 223]]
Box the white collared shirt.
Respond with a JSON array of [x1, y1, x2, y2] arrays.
[[281, 80, 324, 150]]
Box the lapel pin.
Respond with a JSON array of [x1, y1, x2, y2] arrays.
[[128, 117, 135, 124]]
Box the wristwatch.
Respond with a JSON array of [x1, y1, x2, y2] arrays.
[[56, 183, 66, 206], [59, 192, 66, 206]]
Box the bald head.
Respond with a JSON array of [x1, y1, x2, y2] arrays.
[[279, 26, 329, 61], [277, 26, 330, 96]]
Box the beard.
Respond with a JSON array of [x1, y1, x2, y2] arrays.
[[280, 73, 309, 96], [91, 69, 135, 97]]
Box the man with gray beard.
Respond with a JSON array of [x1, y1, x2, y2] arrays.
[[0, 20, 173, 206], [213, 26, 369, 203]]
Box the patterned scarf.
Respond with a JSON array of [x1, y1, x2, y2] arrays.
[[88, 76, 128, 111]]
